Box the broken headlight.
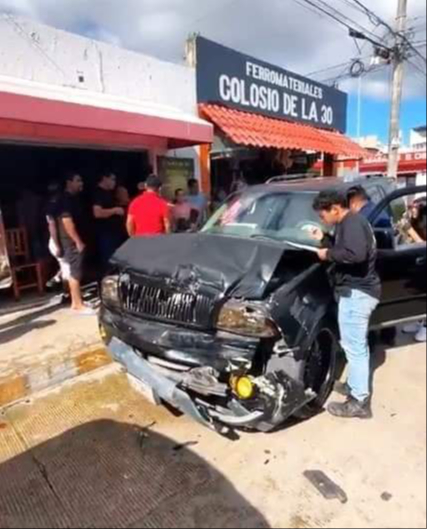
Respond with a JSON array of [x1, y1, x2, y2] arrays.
[[101, 275, 120, 308], [217, 300, 279, 338]]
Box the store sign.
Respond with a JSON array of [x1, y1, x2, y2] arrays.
[[196, 37, 348, 133], [158, 157, 195, 199], [363, 151, 427, 165]]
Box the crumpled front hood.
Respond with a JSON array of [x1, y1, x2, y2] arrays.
[[112, 233, 287, 300]]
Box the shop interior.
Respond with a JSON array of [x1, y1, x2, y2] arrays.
[[0, 143, 151, 290], [210, 135, 320, 202]]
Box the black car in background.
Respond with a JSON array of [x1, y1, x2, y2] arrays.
[[99, 177, 427, 435]]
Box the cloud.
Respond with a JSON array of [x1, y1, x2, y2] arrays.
[[0, 0, 425, 100]]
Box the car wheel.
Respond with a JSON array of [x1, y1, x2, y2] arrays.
[[294, 322, 339, 420]]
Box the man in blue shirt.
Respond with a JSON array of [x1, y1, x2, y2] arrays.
[[348, 186, 391, 228], [187, 179, 209, 226]]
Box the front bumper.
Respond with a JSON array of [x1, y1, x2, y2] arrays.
[[108, 338, 265, 434], [102, 308, 314, 434]]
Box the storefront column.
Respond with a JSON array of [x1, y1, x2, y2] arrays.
[[200, 143, 212, 196], [323, 154, 338, 177]]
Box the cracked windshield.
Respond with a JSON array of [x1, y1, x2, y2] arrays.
[[203, 191, 325, 247]]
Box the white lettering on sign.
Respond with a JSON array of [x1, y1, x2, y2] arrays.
[[218, 70, 336, 127], [246, 61, 324, 99], [283, 93, 299, 118], [220, 74, 231, 101], [219, 75, 281, 112], [321, 105, 334, 126]]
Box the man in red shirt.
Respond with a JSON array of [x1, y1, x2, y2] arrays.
[[127, 175, 171, 237]]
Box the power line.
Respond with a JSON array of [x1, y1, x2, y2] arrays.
[[306, 53, 373, 78], [407, 61, 427, 88], [335, 0, 370, 17], [322, 62, 387, 86], [307, 60, 355, 78], [314, 0, 385, 40], [345, 0, 427, 66], [336, 0, 380, 25], [290, 0, 391, 50], [408, 58, 426, 76]]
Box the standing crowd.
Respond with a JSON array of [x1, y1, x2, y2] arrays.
[[46, 171, 209, 315]]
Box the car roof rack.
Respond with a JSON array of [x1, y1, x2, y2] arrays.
[[266, 174, 320, 185]]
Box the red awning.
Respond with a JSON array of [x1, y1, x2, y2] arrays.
[[200, 104, 367, 158], [0, 89, 213, 150]]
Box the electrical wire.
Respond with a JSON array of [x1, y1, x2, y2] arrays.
[[346, 0, 427, 66], [322, 62, 387, 86], [407, 59, 427, 81], [306, 54, 374, 78], [335, 0, 370, 17], [313, 0, 385, 40], [290, 0, 390, 50]]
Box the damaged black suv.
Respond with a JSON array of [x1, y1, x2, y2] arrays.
[[100, 177, 427, 435]]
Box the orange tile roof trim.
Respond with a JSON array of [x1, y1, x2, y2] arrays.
[[200, 104, 367, 159]]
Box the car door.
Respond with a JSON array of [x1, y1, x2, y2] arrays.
[[0, 207, 12, 290], [368, 186, 427, 327]]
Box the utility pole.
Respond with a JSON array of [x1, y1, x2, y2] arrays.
[[388, 0, 408, 179]]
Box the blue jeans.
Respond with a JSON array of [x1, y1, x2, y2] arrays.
[[338, 290, 379, 402]]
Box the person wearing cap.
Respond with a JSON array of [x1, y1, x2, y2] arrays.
[[127, 175, 171, 237]]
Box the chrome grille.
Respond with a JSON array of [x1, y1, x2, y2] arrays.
[[120, 277, 215, 328]]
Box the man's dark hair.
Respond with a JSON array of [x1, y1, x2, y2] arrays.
[[188, 179, 198, 189], [96, 171, 115, 185], [62, 170, 80, 189], [348, 185, 370, 204], [146, 174, 162, 191], [313, 189, 349, 212]]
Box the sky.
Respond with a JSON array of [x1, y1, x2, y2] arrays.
[[0, 0, 425, 144]]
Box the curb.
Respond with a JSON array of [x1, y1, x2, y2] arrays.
[[0, 346, 113, 409]]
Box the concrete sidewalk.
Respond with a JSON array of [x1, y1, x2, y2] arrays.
[[0, 295, 110, 408], [0, 341, 425, 528]]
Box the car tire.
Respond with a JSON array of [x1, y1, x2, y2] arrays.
[[294, 321, 340, 420]]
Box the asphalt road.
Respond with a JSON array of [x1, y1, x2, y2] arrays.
[[0, 340, 425, 529]]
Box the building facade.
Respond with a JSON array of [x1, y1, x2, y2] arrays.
[[0, 15, 213, 197]]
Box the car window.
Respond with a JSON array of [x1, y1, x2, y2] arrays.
[[202, 191, 325, 247], [365, 185, 386, 205], [372, 191, 427, 249]]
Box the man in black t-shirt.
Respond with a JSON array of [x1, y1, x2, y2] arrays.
[[45, 181, 68, 290], [313, 190, 381, 420], [59, 172, 94, 316], [92, 172, 125, 271]]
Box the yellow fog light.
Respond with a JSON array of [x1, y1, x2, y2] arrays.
[[231, 376, 255, 400]]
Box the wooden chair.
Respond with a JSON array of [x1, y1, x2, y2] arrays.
[[6, 228, 44, 300]]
